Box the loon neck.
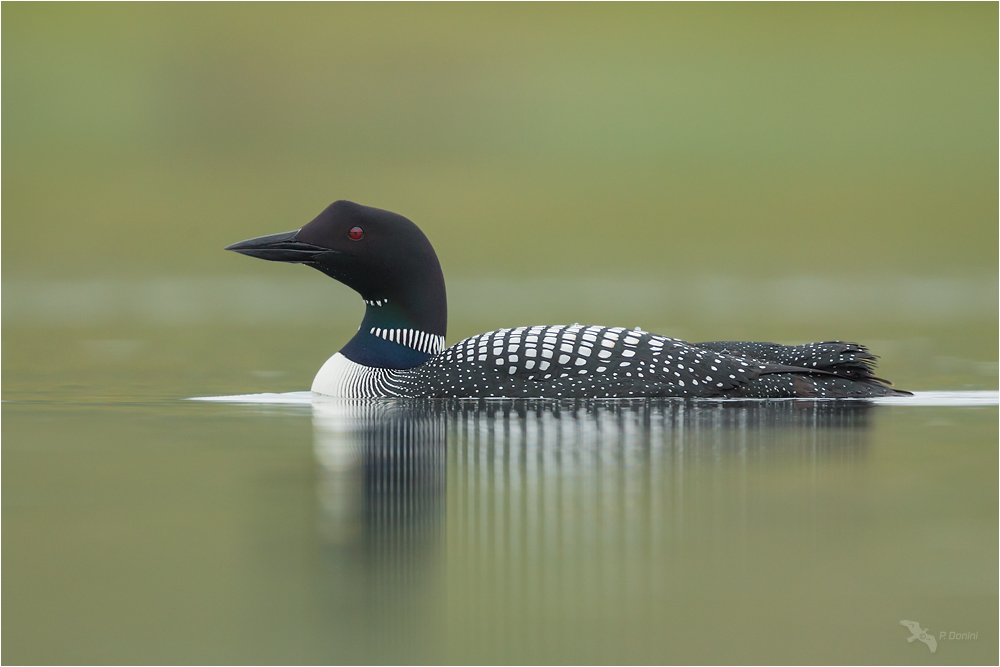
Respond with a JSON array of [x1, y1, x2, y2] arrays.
[[338, 294, 447, 370]]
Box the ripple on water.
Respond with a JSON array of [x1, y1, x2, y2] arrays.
[[188, 390, 998, 407]]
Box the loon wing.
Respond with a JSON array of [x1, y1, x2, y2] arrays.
[[400, 326, 903, 399]]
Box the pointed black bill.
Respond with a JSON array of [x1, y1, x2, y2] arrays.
[[225, 229, 331, 263]]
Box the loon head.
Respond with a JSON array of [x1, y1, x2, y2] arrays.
[[227, 200, 447, 369]]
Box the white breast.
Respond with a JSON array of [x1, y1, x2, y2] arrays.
[[311, 352, 401, 397]]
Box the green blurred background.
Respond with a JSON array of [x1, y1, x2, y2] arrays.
[[3, 3, 997, 397], [3, 6, 998, 664]]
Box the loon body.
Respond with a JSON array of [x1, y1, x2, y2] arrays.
[[227, 200, 909, 399]]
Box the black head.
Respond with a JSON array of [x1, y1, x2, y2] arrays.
[[227, 201, 447, 366], [228, 201, 441, 299]]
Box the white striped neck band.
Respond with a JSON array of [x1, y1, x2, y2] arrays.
[[369, 326, 445, 355]]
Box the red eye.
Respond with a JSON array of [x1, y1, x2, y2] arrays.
[[348, 226, 364, 241]]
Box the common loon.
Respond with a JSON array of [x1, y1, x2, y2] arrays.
[[227, 200, 909, 399]]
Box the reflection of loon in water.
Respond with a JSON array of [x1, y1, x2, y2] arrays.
[[311, 399, 447, 653], [309, 398, 874, 659], [312, 400, 446, 599], [312, 398, 873, 546]]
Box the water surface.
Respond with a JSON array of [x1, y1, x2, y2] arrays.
[[4, 391, 996, 663]]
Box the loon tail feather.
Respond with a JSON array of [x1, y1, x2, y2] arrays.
[[695, 340, 912, 397]]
